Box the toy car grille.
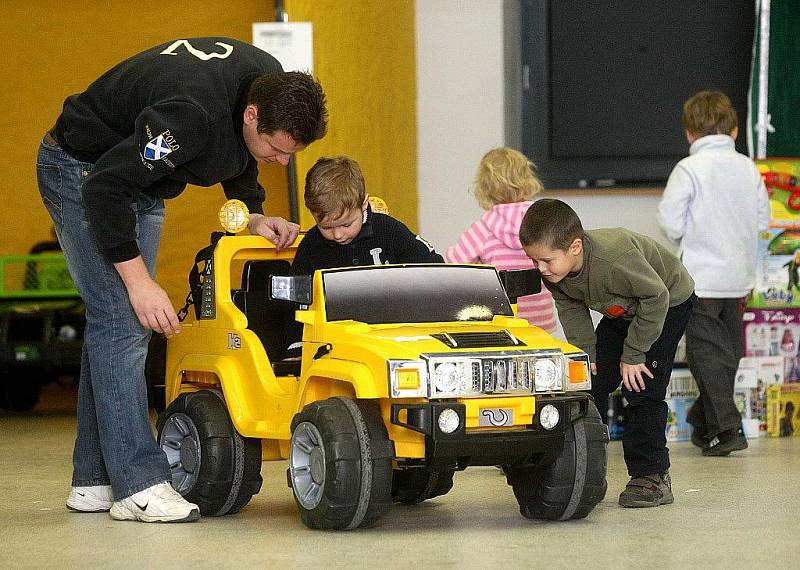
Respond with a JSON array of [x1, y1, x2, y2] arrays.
[[468, 356, 533, 393], [432, 330, 524, 349]]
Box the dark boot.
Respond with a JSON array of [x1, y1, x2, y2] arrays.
[[619, 471, 674, 508], [702, 427, 748, 457]]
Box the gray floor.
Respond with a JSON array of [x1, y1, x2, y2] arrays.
[[1, 410, 798, 569]]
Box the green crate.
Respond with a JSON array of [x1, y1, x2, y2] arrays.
[[0, 254, 80, 299]]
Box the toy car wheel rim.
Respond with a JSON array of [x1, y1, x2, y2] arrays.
[[290, 421, 326, 510], [159, 412, 202, 494]]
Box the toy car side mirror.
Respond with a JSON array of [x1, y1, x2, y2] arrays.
[[269, 275, 313, 305], [499, 268, 542, 303]]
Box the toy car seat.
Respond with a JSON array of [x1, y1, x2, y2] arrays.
[[232, 260, 298, 375]]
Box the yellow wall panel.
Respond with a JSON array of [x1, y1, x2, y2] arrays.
[[286, 1, 418, 231]]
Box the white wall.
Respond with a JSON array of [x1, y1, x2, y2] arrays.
[[416, 1, 505, 253], [416, 1, 672, 253]]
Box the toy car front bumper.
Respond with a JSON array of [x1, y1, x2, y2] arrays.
[[390, 394, 592, 468]]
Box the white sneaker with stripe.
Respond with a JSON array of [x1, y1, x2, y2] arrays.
[[109, 482, 200, 523]]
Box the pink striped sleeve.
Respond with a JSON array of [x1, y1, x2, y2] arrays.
[[517, 288, 557, 332], [446, 220, 487, 263]]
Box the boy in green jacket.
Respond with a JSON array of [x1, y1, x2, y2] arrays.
[[520, 199, 695, 508]]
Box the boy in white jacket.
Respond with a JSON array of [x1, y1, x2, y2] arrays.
[[658, 90, 770, 456]]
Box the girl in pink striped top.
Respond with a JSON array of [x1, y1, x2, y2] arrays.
[[446, 148, 556, 332]]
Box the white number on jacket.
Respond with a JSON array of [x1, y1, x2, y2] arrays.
[[160, 40, 234, 61]]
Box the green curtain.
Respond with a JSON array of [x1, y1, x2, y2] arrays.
[[750, 0, 800, 157]]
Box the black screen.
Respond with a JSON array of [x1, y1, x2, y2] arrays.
[[521, 0, 756, 187]]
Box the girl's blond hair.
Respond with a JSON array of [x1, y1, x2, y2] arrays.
[[473, 147, 543, 210]]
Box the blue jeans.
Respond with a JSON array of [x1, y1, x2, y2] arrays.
[[36, 138, 171, 499]]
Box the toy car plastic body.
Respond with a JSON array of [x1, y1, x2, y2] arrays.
[[0, 254, 84, 410], [157, 235, 608, 529]]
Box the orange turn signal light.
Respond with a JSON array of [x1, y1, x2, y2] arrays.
[[568, 360, 588, 383]]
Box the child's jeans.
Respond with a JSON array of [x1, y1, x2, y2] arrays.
[[591, 295, 695, 477], [36, 136, 171, 500]]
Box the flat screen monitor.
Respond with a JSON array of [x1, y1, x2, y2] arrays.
[[520, 0, 756, 188]]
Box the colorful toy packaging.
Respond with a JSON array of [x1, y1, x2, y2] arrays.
[[665, 367, 699, 442], [750, 229, 800, 308], [742, 309, 800, 382], [766, 383, 800, 437], [756, 158, 800, 229], [735, 356, 784, 437]]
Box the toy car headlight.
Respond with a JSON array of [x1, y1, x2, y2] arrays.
[[534, 357, 563, 392], [388, 360, 428, 398], [430, 360, 473, 397], [564, 353, 592, 391]]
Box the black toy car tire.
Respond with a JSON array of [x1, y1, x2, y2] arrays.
[[156, 390, 263, 516], [144, 334, 167, 413], [508, 400, 608, 520], [289, 397, 394, 530], [391, 465, 456, 505]]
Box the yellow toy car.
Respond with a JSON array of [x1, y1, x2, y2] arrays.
[[156, 232, 608, 530]]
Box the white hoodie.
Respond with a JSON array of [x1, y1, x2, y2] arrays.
[[657, 134, 770, 297]]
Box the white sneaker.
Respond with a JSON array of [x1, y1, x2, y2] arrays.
[[109, 482, 200, 523], [66, 485, 114, 512]]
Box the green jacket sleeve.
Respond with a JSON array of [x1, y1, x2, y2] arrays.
[[548, 284, 597, 362], [611, 255, 670, 364]]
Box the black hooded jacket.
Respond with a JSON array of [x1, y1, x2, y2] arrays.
[[52, 37, 282, 262]]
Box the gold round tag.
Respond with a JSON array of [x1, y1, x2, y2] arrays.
[[368, 196, 389, 214], [218, 200, 250, 233]]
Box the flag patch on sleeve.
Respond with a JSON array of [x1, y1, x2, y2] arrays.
[[143, 130, 180, 161]]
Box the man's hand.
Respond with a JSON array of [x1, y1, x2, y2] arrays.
[[249, 213, 300, 250], [620, 362, 653, 392], [114, 256, 181, 337]]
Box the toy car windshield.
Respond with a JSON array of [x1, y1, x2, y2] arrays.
[[323, 264, 515, 324]]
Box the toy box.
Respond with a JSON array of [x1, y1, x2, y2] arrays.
[[742, 308, 800, 382], [750, 229, 800, 308], [734, 356, 785, 437], [766, 383, 800, 437], [743, 309, 800, 359], [756, 158, 800, 229], [735, 355, 784, 386], [666, 396, 696, 442], [665, 367, 699, 442]]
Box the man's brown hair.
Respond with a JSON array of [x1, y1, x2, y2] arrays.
[[682, 90, 738, 138], [304, 156, 366, 220], [248, 71, 328, 145]]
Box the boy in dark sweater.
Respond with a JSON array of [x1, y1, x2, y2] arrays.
[[287, 156, 443, 350], [520, 199, 695, 508], [291, 156, 443, 275]]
